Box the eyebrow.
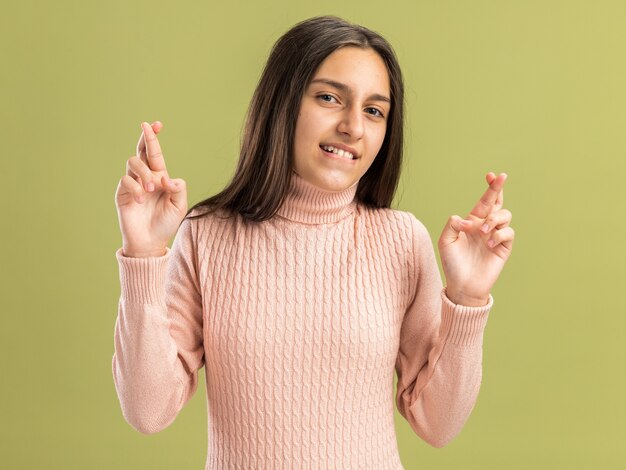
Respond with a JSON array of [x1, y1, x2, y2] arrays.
[[309, 78, 391, 103]]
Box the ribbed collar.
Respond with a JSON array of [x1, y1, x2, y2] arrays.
[[275, 170, 358, 224]]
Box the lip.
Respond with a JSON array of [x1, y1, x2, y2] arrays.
[[319, 143, 360, 159]]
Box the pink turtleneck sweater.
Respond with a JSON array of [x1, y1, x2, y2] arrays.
[[112, 171, 493, 470]]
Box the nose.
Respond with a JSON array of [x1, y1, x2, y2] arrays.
[[336, 105, 364, 140]]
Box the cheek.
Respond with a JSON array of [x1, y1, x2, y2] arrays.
[[369, 124, 387, 149], [295, 111, 321, 147]]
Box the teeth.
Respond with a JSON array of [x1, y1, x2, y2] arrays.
[[321, 145, 355, 160]]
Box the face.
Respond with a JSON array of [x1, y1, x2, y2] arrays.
[[293, 46, 391, 192]]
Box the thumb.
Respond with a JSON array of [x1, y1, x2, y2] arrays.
[[439, 215, 466, 246], [162, 176, 187, 210]]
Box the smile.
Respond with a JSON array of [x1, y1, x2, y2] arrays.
[[320, 144, 357, 160]]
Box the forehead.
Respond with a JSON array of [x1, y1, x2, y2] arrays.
[[310, 47, 390, 96]]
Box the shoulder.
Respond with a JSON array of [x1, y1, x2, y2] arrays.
[[358, 204, 432, 245], [183, 205, 265, 240], [183, 206, 238, 229], [177, 206, 241, 249]]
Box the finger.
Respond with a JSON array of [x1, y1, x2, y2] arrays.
[[480, 209, 512, 234], [487, 226, 515, 250], [486, 172, 505, 209], [126, 156, 155, 192], [469, 172, 507, 219], [161, 175, 187, 211], [119, 174, 147, 204], [439, 215, 465, 247], [141, 121, 167, 172], [136, 121, 162, 164]]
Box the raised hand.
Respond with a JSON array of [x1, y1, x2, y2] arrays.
[[438, 172, 515, 306], [115, 121, 188, 258]]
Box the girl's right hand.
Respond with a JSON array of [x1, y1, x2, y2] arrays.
[[115, 121, 188, 258]]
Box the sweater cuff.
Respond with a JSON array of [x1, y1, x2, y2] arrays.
[[440, 288, 493, 346], [115, 247, 170, 305]]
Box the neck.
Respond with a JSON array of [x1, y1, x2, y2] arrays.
[[275, 170, 358, 224]]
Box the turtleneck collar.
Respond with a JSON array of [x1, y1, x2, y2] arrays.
[[275, 170, 358, 225]]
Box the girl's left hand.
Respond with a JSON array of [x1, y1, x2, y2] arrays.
[[438, 172, 515, 306]]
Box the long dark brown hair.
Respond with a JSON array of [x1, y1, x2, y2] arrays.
[[184, 15, 405, 224]]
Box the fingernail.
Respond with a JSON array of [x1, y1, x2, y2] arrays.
[[488, 239, 495, 248], [481, 223, 489, 233], [147, 182, 154, 192]]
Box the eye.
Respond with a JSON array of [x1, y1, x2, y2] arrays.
[[366, 107, 384, 118], [317, 94, 338, 103]]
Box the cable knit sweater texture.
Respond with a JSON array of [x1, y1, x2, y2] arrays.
[[112, 171, 493, 470]]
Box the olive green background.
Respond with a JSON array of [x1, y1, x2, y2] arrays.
[[2, 0, 625, 469]]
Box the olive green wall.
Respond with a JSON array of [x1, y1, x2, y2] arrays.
[[2, 1, 624, 468]]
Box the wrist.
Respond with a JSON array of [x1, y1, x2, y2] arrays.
[[122, 246, 167, 258], [445, 286, 489, 307]]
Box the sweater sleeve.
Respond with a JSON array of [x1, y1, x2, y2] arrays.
[[112, 217, 205, 435], [395, 213, 493, 448]]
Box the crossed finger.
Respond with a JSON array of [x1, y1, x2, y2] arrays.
[[486, 172, 504, 211], [470, 172, 507, 219], [136, 122, 168, 173], [136, 121, 160, 164]]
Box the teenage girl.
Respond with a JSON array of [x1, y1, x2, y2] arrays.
[[113, 15, 514, 469]]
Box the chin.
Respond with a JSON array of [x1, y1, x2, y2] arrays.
[[293, 162, 360, 192], [313, 174, 357, 192]]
